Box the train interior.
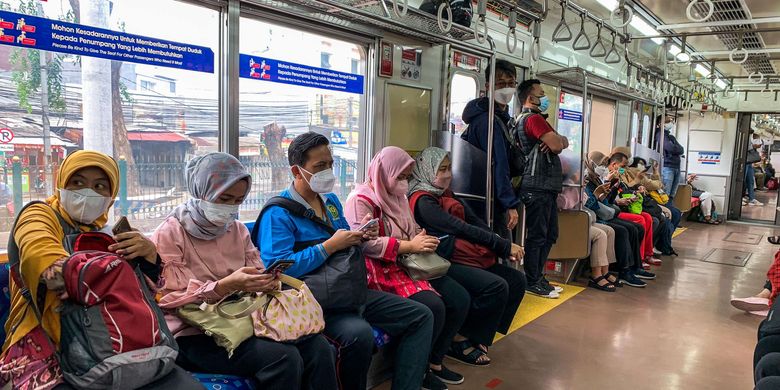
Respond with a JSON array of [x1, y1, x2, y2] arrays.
[[1, 0, 780, 388]]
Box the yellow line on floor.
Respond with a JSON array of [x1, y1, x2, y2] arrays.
[[673, 227, 688, 238], [494, 283, 585, 342]]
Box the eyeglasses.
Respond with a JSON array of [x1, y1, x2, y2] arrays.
[[496, 80, 518, 89]]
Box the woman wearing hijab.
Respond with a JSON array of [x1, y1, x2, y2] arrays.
[[0, 151, 201, 390], [408, 147, 528, 344], [345, 146, 470, 390], [153, 153, 337, 390]]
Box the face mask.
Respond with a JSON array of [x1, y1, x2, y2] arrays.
[[433, 171, 452, 190], [594, 166, 609, 180], [299, 166, 336, 194], [493, 88, 515, 105], [391, 179, 409, 196], [537, 96, 550, 113], [199, 200, 239, 226], [637, 163, 646, 172], [59, 188, 112, 224], [664, 123, 674, 131], [753, 138, 763, 146], [618, 167, 626, 175]]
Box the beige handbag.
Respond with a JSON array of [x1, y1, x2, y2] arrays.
[[398, 252, 451, 281]]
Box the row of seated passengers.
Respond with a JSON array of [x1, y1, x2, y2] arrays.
[[1, 133, 531, 390]]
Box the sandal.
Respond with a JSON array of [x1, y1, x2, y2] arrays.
[[446, 340, 491, 367], [769, 236, 780, 245], [588, 276, 616, 292], [604, 273, 623, 287], [703, 217, 720, 225]]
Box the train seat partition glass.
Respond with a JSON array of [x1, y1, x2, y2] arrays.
[[385, 84, 432, 155], [238, 17, 367, 214], [588, 97, 616, 156], [556, 91, 585, 186], [448, 73, 478, 134], [0, 0, 219, 245]]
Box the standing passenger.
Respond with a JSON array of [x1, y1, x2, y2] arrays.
[[746, 132, 764, 206], [257, 133, 434, 390], [153, 153, 338, 390], [461, 59, 521, 240], [514, 79, 569, 299], [658, 115, 685, 198]]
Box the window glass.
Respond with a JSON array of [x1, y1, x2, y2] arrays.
[[0, 0, 219, 244], [556, 91, 584, 186], [631, 112, 640, 142], [642, 113, 651, 146], [448, 73, 478, 134], [238, 17, 366, 219]]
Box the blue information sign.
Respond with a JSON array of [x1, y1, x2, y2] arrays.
[[239, 54, 364, 95], [0, 10, 214, 73], [558, 108, 583, 122]]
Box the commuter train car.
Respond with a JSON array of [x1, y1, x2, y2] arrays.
[[0, 0, 778, 388]]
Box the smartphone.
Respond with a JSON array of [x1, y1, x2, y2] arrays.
[[263, 259, 295, 275], [437, 235, 450, 241], [112, 216, 132, 235], [357, 218, 379, 232]]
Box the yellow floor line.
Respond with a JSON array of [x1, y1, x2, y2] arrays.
[[673, 227, 688, 238], [494, 283, 585, 342]]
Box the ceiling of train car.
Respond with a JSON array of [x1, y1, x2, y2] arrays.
[[574, 0, 780, 86]]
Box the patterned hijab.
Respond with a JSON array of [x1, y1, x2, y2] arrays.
[[409, 147, 450, 197], [171, 153, 251, 240]]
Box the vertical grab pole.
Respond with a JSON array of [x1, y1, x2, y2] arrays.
[[119, 156, 128, 217], [12, 157, 22, 217], [580, 72, 590, 209], [485, 41, 497, 229]]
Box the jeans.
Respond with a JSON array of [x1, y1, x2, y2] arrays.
[[664, 203, 682, 228], [746, 164, 757, 201], [447, 263, 526, 346], [662, 167, 681, 198], [176, 334, 337, 390], [410, 276, 470, 365], [519, 191, 559, 286], [54, 366, 203, 390], [323, 290, 433, 390]]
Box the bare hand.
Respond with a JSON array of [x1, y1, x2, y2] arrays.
[[509, 243, 524, 262], [409, 229, 439, 253], [507, 209, 519, 230], [359, 213, 379, 241], [110, 231, 158, 263], [637, 186, 647, 194], [323, 229, 365, 255], [616, 198, 631, 206], [218, 267, 279, 293]]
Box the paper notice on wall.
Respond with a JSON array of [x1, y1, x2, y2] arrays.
[[696, 151, 721, 165], [400, 49, 421, 81]]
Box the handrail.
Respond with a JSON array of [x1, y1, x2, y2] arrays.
[[506, 8, 518, 53], [604, 31, 620, 64], [589, 22, 607, 57], [572, 10, 592, 51], [436, 2, 453, 33], [552, 0, 573, 42], [686, 0, 714, 23]]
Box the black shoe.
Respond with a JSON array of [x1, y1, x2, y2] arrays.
[[619, 271, 647, 288], [432, 365, 464, 385], [526, 282, 560, 298], [541, 277, 563, 293], [635, 269, 656, 280], [422, 369, 448, 390]]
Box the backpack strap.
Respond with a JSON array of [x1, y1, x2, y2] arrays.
[[253, 196, 338, 249]]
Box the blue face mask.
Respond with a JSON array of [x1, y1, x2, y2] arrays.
[[537, 96, 550, 113]]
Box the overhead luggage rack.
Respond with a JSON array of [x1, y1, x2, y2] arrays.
[[538, 67, 658, 104]]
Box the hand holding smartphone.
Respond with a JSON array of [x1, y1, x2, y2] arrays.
[[112, 216, 132, 235], [263, 259, 295, 275], [357, 218, 379, 232]]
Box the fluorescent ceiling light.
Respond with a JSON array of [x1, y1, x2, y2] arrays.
[[593, 0, 664, 44], [694, 64, 711, 77], [715, 79, 727, 89]]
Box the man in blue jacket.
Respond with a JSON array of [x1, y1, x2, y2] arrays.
[[257, 132, 437, 390], [658, 115, 685, 198], [461, 59, 520, 240]]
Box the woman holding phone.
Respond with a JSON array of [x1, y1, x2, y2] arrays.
[[152, 152, 337, 390]]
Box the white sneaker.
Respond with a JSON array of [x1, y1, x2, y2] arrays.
[[749, 199, 764, 206], [653, 248, 662, 255]]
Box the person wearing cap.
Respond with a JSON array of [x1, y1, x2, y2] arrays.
[[745, 131, 764, 206], [656, 115, 685, 198], [512, 79, 569, 299]]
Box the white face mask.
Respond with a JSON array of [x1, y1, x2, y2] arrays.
[[637, 163, 646, 172], [493, 88, 516, 105], [59, 188, 112, 224], [664, 123, 674, 131], [299, 166, 336, 194], [594, 166, 609, 180], [199, 200, 239, 226], [753, 138, 763, 146]]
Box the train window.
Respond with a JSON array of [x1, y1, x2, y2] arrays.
[[588, 97, 616, 156], [0, 0, 220, 240], [641, 113, 651, 145], [238, 17, 366, 216], [557, 91, 584, 186], [449, 73, 478, 134], [631, 112, 640, 142]]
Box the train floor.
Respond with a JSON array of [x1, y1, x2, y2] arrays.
[[742, 188, 779, 223], [376, 221, 778, 390]]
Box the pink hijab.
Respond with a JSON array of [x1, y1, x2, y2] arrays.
[[352, 146, 417, 238]]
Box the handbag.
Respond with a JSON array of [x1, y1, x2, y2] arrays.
[[249, 275, 325, 342], [747, 148, 761, 164], [621, 193, 643, 214], [178, 295, 255, 358], [398, 252, 451, 281], [595, 202, 616, 221], [649, 189, 670, 205], [254, 197, 368, 313]]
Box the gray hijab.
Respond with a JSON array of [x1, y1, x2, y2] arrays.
[[171, 152, 252, 240], [409, 147, 450, 197]]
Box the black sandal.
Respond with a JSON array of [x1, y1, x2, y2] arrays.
[[604, 273, 623, 288], [769, 236, 780, 245], [588, 276, 617, 292], [446, 340, 491, 367]]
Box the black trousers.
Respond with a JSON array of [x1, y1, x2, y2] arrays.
[[176, 334, 337, 390], [756, 352, 780, 389], [447, 262, 526, 346], [410, 275, 469, 365], [606, 218, 643, 270], [323, 289, 434, 390], [601, 221, 630, 271], [519, 191, 559, 286], [54, 366, 203, 390]]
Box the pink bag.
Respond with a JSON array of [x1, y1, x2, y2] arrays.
[[217, 275, 325, 343]]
